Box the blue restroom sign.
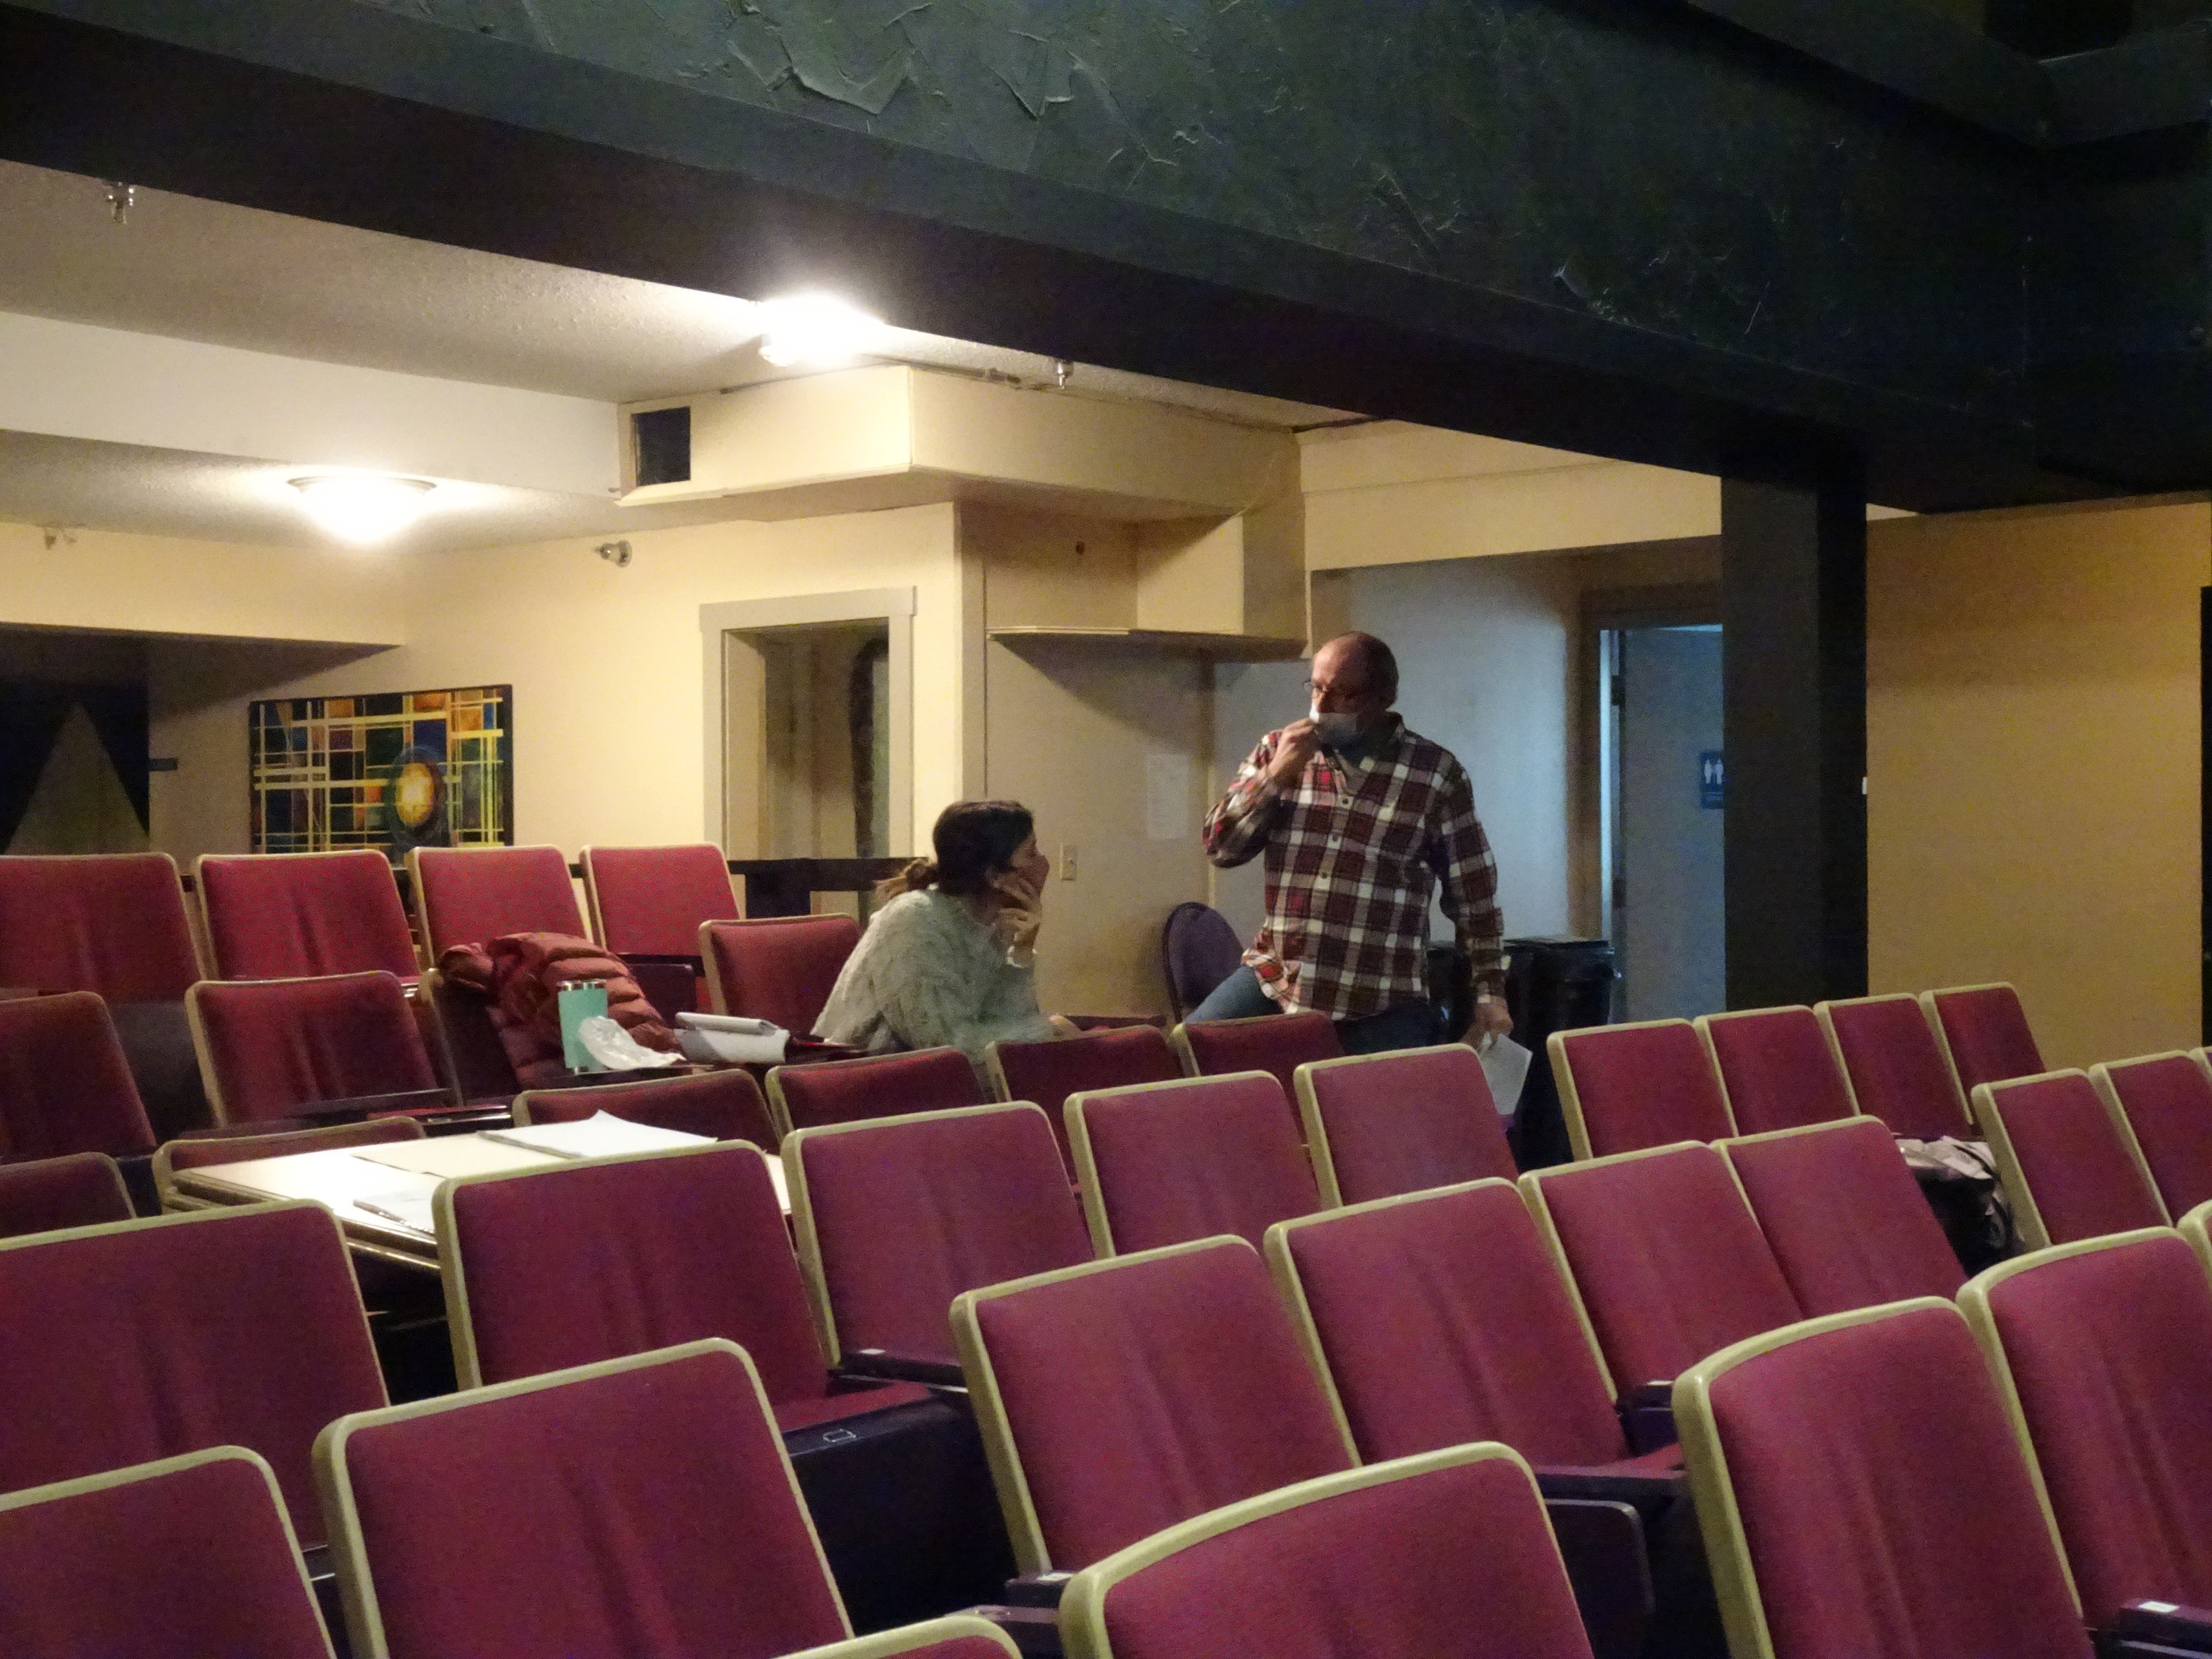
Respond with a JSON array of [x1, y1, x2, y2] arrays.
[[1699, 751, 1725, 809]]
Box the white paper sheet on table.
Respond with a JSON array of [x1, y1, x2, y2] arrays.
[[351, 1189, 438, 1236], [480, 1111, 713, 1160], [1477, 1035, 1532, 1117]]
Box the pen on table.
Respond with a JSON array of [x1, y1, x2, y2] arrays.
[[355, 1200, 431, 1234]]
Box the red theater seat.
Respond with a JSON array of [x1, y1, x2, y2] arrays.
[[154, 1116, 425, 1207], [0, 1201, 385, 1548], [1676, 1300, 2095, 1659], [580, 842, 738, 956], [1924, 981, 2045, 1093], [1058, 1445, 1595, 1659], [1815, 993, 1975, 1140], [1068, 1072, 1321, 1255], [703, 914, 862, 1038], [406, 844, 586, 957], [196, 851, 419, 983], [1169, 1010, 1341, 1116], [0, 989, 156, 1158], [1695, 1005, 1859, 1135], [1963, 1230, 2212, 1641], [1549, 1019, 1734, 1160], [514, 1067, 777, 1148], [1521, 1143, 1801, 1401], [0, 1150, 133, 1237], [0, 1448, 336, 1659], [1293, 1045, 1516, 1205], [785, 1102, 1092, 1369], [1974, 1069, 2169, 1249], [0, 852, 201, 1003], [2092, 1052, 2212, 1218], [987, 1023, 1182, 1173], [187, 971, 444, 1125], [768, 1045, 982, 1137], [951, 1237, 1354, 1573], [1722, 1117, 1965, 1315]]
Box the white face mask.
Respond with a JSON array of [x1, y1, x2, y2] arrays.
[[1310, 706, 1363, 748]]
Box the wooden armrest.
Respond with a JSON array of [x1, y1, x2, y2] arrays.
[[836, 1349, 966, 1387]]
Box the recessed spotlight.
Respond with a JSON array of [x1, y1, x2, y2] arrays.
[[755, 294, 885, 369], [290, 474, 435, 545]]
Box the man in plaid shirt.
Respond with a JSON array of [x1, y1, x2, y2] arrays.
[[1197, 632, 1511, 1053]]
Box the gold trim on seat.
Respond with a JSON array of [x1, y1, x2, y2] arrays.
[[1971, 1068, 2170, 1253]]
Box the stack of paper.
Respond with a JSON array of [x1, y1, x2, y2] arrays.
[[481, 1111, 713, 1160], [352, 1190, 437, 1236], [675, 1011, 788, 1065]]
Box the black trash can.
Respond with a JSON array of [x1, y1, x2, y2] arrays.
[[1504, 937, 1618, 1170]]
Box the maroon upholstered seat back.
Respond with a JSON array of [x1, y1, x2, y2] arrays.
[[1723, 1118, 1964, 1315], [1073, 1073, 1320, 1254], [991, 1024, 1182, 1172], [0, 1203, 384, 1547], [0, 1152, 133, 1238], [325, 1343, 848, 1659], [1817, 994, 1974, 1139], [582, 844, 738, 957], [1971, 1233, 2212, 1625], [1274, 1180, 1627, 1467], [0, 1449, 336, 1659], [1526, 1143, 1800, 1395], [1689, 1303, 2092, 1659], [1160, 902, 1245, 1022], [410, 845, 585, 957], [1075, 1449, 1595, 1659], [1929, 983, 2044, 1092], [446, 1145, 829, 1403], [1298, 1045, 1516, 1204], [189, 971, 441, 1125], [1983, 1071, 2167, 1245], [794, 1104, 1091, 1364], [963, 1239, 1351, 1570], [1554, 1020, 1733, 1158], [197, 851, 418, 982], [0, 990, 155, 1158], [2099, 1054, 2212, 1217], [516, 1069, 777, 1148], [1700, 1006, 1857, 1135], [161, 1116, 423, 1175], [703, 915, 862, 1038], [0, 853, 200, 1003], [772, 1045, 982, 1131], [1176, 1012, 1341, 1112]]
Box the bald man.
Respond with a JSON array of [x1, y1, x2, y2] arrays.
[[1197, 632, 1510, 1054]]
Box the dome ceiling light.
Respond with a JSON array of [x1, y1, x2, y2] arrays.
[[290, 473, 435, 545]]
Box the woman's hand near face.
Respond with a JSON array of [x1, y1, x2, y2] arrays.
[[991, 869, 1044, 958]]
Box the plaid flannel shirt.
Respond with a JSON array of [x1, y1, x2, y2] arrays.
[[1202, 714, 1504, 1020]]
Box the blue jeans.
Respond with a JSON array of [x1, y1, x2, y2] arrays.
[[1186, 966, 1442, 1056]]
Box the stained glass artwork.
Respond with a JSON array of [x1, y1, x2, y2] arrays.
[[249, 686, 512, 860]]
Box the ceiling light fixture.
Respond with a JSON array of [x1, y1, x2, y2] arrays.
[[289, 474, 435, 545], [755, 293, 885, 369]]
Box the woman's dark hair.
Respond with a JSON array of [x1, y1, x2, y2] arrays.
[[880, 800, 1035, 899]]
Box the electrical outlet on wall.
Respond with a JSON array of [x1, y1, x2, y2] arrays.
[[1059, 843, 1078, 880]]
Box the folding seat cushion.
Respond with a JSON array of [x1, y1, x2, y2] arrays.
[[406, 845, 585, 957], [0, 1448, 335, 1659], [1695, 1006, 1858, 1136], [769, 1045, 983, 1136], [1962, 1230, 2212, 1632], [1159, 902, 1243, 1023], [1067, 1072, 1321, 1255], [0, 1201, 385, 1547], [1814, 993, 1975, 1139], [580, 843, 738, 956], [153, 1117, 425, 1207], [703, 914, 863, 1038], [1520, 1143, 1801, 1398], [1974, 1070, 2168, 1249], [1549, 1019, 1734, 1160], [987, 1024, 1182, 1172], [1267, 1180, 1648, 1473], [0, 989, 156, 1157], [1058, 1445, 1594, 1659], [0, 852, 200, 1003], [318, 1341, 852, 1659], [0, 1150, 133, 1237], [2091, 1053, 2212, 1218], [1721, 1117, 1965, 1315], [1293, 1045, 1516, 1206], [951, 1237, 1354, 1573], [1169, 1012, 1341, 1118], [438, 1143, 929, 1432], [785, 1618, 1021, 1659], [514, 1067, 778, 1148], [188, 971, 443, 1125], [1675, 1300, 2094, 1659], [197, 851, 420, 981], [1924, 982, 2044, 1092], [785, 1103, 1092, 1368]]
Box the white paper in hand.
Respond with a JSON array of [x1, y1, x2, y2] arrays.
[[1476, 1035, 1532, 1118]]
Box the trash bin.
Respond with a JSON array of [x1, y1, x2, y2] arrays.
[[1503, 937, 1618, 1170]]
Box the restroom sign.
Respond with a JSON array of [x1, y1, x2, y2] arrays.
[[1699, 751, 1725, 809]]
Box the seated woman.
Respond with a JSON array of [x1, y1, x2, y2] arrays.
[[816, 799, 1057, 1072]]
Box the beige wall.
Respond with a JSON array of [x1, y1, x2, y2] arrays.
[[1868, 500, 2207, 1067]]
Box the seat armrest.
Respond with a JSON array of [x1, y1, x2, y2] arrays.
[[2108, 1602, 2212, 1654], [1545, 1499, 1654, 1659], [837, 1349, 966, 1388], [998, 1573, 1074, 1609], [1536, 1466, 1687, 1507], [1617, 1382, 1678, 1455]]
